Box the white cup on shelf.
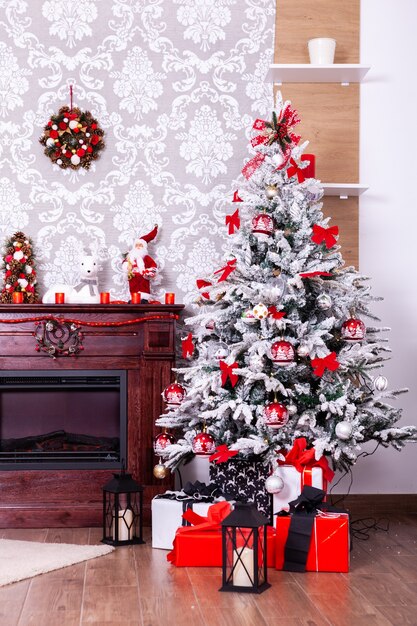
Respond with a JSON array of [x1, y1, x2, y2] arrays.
[[308, 38, 336, 64]]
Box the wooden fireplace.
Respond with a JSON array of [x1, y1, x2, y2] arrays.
[[0, 303, 183, 528]]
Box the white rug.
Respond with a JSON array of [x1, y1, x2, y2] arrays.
[[0, 539, 114, 587]]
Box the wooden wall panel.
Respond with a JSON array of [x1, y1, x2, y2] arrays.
[[275, 0, 360, 63]]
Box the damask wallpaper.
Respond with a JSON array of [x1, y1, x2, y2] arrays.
[[0, 0, 275, 304]]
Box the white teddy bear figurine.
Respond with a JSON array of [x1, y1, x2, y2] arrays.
[[42, 248, 101, 304]]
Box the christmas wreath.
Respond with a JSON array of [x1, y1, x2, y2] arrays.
[[39, 105, 105, 170]]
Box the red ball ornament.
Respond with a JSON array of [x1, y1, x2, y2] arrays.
[[341, 318, 366, 342], [163, 382, 186, 406], [153, 431, 176, 456], [263, 402, 289, 429], [270, 340, 295, 366], [251, 213, 274, 237], [192, 431, 216, 456]]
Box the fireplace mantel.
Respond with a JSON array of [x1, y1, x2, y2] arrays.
[[0, 303, 183, 527]]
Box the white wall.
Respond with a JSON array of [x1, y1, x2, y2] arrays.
[[345, 0, 417, 493]]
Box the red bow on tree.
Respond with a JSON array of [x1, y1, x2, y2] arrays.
[[311, 352, 340, 377], [196, 279, 212, 300], [214, 258, 237, 282], [209, 444, 239, 464], [225, 209, 240, 235], [233, 190, 243, 202], [286, 158, 306, 183], [181, 333, 194, 359], [299, 271, 333, 278], [280, 437, 335, 483], [268, 306, 286, 320], [311, 224, 339, 249], [219, 360, 239, 387]]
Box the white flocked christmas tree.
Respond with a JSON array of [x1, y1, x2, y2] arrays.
[[156, 96, 416, 476]]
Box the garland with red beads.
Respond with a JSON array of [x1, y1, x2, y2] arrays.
[[0, 314, 179, 327], [39, 105, 105, 170]]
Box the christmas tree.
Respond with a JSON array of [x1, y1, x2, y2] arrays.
[[156, 98, 416, 474], [0, 231, 39, 303]]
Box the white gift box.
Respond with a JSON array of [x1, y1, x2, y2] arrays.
[[174, 456, 210, 490], [151, 496, 212, 550], [273, 465, 326, 514]]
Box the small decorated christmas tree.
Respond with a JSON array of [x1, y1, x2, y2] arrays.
[[156, 97, 416, 477], [1, 231, 39, 303]]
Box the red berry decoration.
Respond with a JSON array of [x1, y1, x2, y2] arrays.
[[163, 382, 186, 406], [251, 213, 274, 238], [153, 431, 176, 456], [263, 401, 289, 429], [341, 318, 366, 342], [270, 340, 295, 366], [192, 431, 216, 456]]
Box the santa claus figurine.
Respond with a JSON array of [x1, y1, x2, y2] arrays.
[[122, 225, 158, 302]]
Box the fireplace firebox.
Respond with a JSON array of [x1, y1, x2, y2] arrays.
[[0, 370, 127, 470]]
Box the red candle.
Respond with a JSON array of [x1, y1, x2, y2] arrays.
[[55, 292, 65, 304], [12, 292, 23, 304], [131, 292, 141, 304], [165, 292, 175, 305], [301, 154, 315, 179], [100, 292, 110, 304]]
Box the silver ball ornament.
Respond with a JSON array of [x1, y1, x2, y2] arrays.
[[335, 421, 353, 440], [373, 375, 388, 391], [316, 294, 332, 310], [265, 474, 284, 494], [287, 404, 297, 416], [297, 344, 309, 358]]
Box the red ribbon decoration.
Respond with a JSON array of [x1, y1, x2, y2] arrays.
[[311, 225, 339, 249], [280, 437, 335, 483], [311, 352, 340, 377], [196, 279, 212, 300], [181, 332, 194, 359], [299, 271, 333, 278], [225, 209, 240, 235], [214, 258, 237, 282], [241, 152, 265, 180], [287, 158, 306, 183], [233, 190, 243, 202], [219, 360, 239, 387], [268, 306, 286, 320], [209, 444, 239, 464]]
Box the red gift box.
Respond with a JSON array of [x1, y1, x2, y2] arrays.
[[275, 512, 349, 572], [167, 502, 276, 567]]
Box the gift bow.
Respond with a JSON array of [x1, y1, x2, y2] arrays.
[[268, 306, 286, 320], [209, 444, 239, 464], [225, 209, 240, 235], [214, 258, 237, 282], [219, 360, 239, 387], [287, 158, 306, 183], [181, 332, 194, 359], [311, 352, 340, 377], [311, 224, 339, 249], [281, 437, 335, 483]]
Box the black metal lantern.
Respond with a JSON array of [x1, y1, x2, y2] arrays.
[[220, 503, 270, 594], [102, 471, 144, 546]]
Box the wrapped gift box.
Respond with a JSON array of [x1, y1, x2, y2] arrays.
[[275, 512, 349, 572], [273, 465, 326, 514], [175, 456, 210, 490], [209, 458, 271, 517], [152, 496, 212, 550]]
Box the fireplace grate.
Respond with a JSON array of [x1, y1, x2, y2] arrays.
[[0, 451, 120, 463]]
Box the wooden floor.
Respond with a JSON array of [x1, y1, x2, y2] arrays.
[[0, 513, 416, 626]]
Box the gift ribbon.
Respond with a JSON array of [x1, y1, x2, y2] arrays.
[[287, 158, 306, 183], [219, 360, 239, 387], [209, 444, 239, 464], [280, 437, 335, 483], [311, 224, 339, 249], [181, 332, 194, 359], [214, 258, 237, 282], [225, 209, 240, 235], [311, 352, 340, 378]]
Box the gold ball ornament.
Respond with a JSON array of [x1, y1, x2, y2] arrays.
[[265, 184, 278, 199], [153, 462, 168, 479]]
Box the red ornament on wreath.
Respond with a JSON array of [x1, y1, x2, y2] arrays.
[[192, 430, 216, 456], [153, 431, 176, 456], [270, 340, 295, 366], [252, 213, 274, 238], [263, 401, 289, 429], [163, 382, 186, 406], [341, 317, 366, 342]]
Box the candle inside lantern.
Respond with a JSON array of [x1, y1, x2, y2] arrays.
[[55, 292, 65, 304], [100, 292, 110, 304], [233, 547, 255, 587], [131, 292, 141, 304], [112, 508, 134, 542], [12, 292, 23, 304], [165, 292, 175, 305]]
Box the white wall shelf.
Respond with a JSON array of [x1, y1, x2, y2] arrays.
[[268, 64, 370, 86], [322, 183, 368, 199]]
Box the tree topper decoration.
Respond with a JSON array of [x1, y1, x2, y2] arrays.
[[39, 85, 105, 170]]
